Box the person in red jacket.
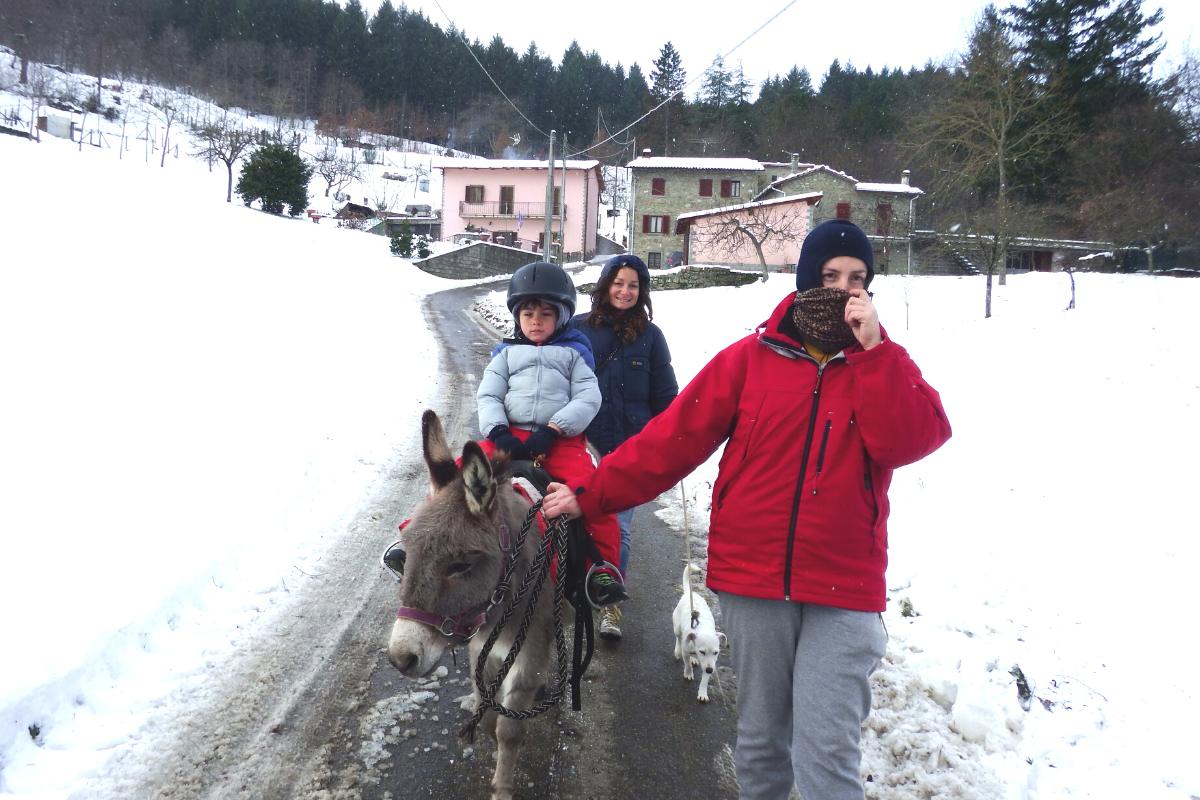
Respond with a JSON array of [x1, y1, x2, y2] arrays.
[[542, 219, 951, 800]]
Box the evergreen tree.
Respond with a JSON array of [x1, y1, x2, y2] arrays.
[[650, 42, 686, 154], [236, 143, 313, 216], [615, 63, 652, 132], [391, 221, 414, 257], [1004, 0, 1164, 123], [555, 42, 593, 150]]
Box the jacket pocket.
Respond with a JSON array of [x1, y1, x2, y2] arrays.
[[713, 394, 765, 512]]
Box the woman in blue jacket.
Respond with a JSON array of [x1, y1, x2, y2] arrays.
[[570, 254, 678, 639]]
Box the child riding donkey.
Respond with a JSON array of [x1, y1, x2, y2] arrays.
[[385, 261, 626, 608]]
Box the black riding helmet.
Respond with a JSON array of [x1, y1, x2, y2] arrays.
[[507, 261, 577, 317]]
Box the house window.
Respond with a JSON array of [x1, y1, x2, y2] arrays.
[[699, 179, 713, 197], [651, 178, 666, 196], [836, 202, 851, 220], [647, 252, 662, 268], [552, 187, 562, 216], [642, 214, 670, 234], [465, 185, 484, 203], [876, 203, 892, 235], [500, 185, 514, 215], [720, 180, 741, 198]]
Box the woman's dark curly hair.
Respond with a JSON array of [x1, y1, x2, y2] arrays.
[[586, 264, 653, 344]]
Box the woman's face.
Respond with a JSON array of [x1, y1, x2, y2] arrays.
[[820, 256, 869, 292], [607, 267, 641, 311]]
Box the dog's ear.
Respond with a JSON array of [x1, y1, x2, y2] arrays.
[[718, 632, 728, 648]]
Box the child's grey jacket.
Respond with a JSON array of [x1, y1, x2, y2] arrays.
[[477, 342, 601, 438]]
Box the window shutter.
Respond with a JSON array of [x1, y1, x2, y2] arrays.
[[699, 179, 712, 197], [662, 215, 670, 233], [720, 180, 731, 197], [652, 178, 665, 196], [642, 215, 650, 233], [836, 202, 851, 220]]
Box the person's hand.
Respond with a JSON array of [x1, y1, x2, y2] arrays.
[[488, 426, 531, 460], [845, 288, 882, 349], [524, 425, 558, 458], [542, 481, 583, 519]]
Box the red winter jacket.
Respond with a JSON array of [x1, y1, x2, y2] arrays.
[[575, 293, 951, 611]]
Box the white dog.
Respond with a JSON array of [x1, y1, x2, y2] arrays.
[[673, 563, 726, 703]]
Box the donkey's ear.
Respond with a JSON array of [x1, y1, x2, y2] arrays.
[[422, 410, 457, 489], [460, 440, 497, 515]]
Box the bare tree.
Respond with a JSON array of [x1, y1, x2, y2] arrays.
[[192, 116, 257, 202], [690, 201, 807, 281], [311, 145, 361, 198], [19, 66, 52, 141], [149, 90, 181, 168], [907, 6, 1071, 316]]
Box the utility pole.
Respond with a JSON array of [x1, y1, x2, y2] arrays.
[[543, 129, 556, 261], [559, 133, 568, 262]]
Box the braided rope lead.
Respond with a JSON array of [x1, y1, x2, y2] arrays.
[[461, 502, 571, 742], [680, 481, 700, 629]]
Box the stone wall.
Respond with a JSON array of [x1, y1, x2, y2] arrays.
[[581, 266, 760, 294], [413, 242, 540, 279]]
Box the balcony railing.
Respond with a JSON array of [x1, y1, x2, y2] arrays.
[[459, 200, 564, 219]]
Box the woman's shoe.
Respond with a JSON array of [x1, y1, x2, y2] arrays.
[[598, 605, 623, 640]]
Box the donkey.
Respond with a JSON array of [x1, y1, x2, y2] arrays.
[[387, 409, 561, 800]]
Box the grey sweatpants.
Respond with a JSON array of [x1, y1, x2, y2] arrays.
[[720, 593, 887, 800]]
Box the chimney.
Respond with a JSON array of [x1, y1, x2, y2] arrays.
[[790, 152, 799, 173], [642, 148, 652, 158], [901, 169, 911, 186]]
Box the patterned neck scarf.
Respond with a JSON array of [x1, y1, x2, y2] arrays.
[[790, 287, 857, 354]]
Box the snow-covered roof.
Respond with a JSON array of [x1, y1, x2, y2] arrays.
[[855, 181, 924, 195], [434, 158, 599, 170], [626, 157, 764, 171], [674, 192, 822, 233]]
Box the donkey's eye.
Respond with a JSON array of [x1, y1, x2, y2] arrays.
[[446, 561, 473, 577]]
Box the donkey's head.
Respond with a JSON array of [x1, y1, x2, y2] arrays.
[[387, 410, 515, 676]]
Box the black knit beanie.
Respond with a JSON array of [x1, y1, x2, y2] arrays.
[[796, 219, 875, 292]]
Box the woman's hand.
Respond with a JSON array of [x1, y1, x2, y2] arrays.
[[542, 481, 583, 519], [845, 288, 882, 349]]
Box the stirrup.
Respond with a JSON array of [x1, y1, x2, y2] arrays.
[[381, 539, 406, 581], [584, 562, 626, 610]]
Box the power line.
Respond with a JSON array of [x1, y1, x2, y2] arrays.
[[566, 0, 801, 158], [430, 0, 551, 140], [429, 0, 799, 160]]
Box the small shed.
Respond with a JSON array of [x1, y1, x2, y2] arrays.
[[335, 202, 375, 220]]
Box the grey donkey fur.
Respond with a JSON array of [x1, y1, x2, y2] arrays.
[[387, 409, 559, 800]]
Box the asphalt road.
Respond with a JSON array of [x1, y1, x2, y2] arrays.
[[338, 281, 741, 800], [100, 279, 740, 800]]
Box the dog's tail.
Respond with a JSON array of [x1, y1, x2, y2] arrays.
[[681, 562, 699, 590]]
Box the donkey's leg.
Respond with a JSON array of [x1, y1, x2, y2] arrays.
[[489, 628, 554, 800]]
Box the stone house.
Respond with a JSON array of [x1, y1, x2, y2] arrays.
[[627, 155, 767, 268], [755, 165, 924, 274]]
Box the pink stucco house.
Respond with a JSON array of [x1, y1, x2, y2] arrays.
[[675, 192, 822, 270], [435, 158, 604, 260]]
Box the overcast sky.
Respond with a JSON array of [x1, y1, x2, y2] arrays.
[[354, 0, 1196, 96]]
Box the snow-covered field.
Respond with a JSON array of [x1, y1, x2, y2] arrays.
[[3, 61, 1199, 800]]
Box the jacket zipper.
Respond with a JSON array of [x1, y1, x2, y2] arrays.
[[783, 364, 827, 600], [812, 420, 832, 494]]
